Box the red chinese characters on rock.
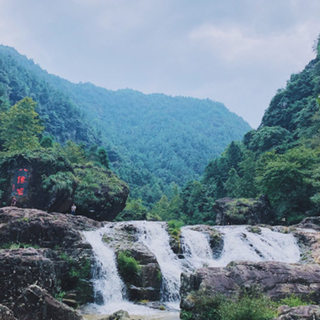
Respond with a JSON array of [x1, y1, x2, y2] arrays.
[[12, 169, 29, 197]]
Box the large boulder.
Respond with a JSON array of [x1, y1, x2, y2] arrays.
[[0, 207, 101, 248], [214, 195, 274, 225], [0, 248, 57, 306], [0, 207, 99, 308], [276, 305, 320, 320], [180, 261, 320, 311], [13, 285, 83, 320], [0, 151, 129, 221]]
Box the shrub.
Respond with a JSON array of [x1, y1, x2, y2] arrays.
[[181, 291, 277, 320], [219, 295, 276, 320], [278, 295, 312, 307], [117, 251, 141, 284], [180, 292, 224, 320]]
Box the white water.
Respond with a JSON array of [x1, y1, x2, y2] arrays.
[[181, 225, 300, 269], [132, 221, 184, 306], [83, 222, 301, 315], [82, 225, 157, 315], [181, 228, 215, 269]]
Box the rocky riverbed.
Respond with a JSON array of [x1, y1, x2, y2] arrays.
[[1, 206, 320, 320]]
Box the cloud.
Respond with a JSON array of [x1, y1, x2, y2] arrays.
[[0, 0, 319, 127]]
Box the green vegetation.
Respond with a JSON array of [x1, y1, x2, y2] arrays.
[[0, 242, 40, 249], [279, 295, 312, 307], [0, 97, 127, 219], [181, 291, 314, 320], [175, 36, 320, 225], [117, 251, 141, 284], [0, 44, 250, 206], [58, 252, 92, 305], [0, 97, 43, 153]]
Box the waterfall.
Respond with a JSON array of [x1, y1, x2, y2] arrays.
[[181, 225, 300, 269], [82, 222, 300, 315], [214, 226, 300, 266], [133, 221, 184, 305], [82, 225, 156, 315], [181, 227, 215, 269]]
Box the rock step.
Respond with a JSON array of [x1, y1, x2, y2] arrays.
[[64, 292, 77, 299], [62, 298, 78, 309]]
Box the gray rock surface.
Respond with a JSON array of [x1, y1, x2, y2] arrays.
[[276, 305, 320, 320], [13, 285, 83, 320], [0, 207, 98, 308], [0, 305, 17, 320], [180, 261, 320, 311]]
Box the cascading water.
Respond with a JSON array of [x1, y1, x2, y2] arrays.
[[82, 222, 301, 316], [82, 225, 156, 315], [132, 221, 184, 306], [181, 225, 300, 269], [181, 228, 215, 269]]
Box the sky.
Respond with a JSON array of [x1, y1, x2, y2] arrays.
[[0, 0, 319, 127]]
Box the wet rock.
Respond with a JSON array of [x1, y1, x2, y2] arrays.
[[102, 222, 162, 301], [0, 304, 17, 320], [276, 305, 320, 320], [180, 261, 320, 311], [214, 195, 274, 225], [13, 285, 83, 320], [100, 310, 130, 320], [187, 225, 224, 258], [296, 217, 320, 231]]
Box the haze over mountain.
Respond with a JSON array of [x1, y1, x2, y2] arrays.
[[0, 45, 250, 203]]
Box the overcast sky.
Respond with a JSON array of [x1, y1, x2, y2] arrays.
[[0, 0, 319, 127]]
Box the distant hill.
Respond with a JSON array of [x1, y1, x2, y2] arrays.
[[0, 45, 251, 203]]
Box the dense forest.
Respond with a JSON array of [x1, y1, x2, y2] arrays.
[[155, 36, 320, 226], [0, 96, 129, 220], [0, 45, 250, 204], [1, 38, 319, 226]]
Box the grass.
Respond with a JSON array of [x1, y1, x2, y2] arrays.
[[0, 242, 40, 249]]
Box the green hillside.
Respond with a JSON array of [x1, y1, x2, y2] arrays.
[[0, 45, 250, 204], [173, 37, 320, 225]]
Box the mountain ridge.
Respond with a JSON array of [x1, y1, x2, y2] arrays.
[[0, 44, 251, 203]]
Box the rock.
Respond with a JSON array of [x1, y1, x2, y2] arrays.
[[0, 207, 101, 248], [100, 310, 130, 320], [187, 225, 224, 258], [0, 207, 97, 307], [292, 227, 320, 264], [101, 222, 162, 301], [214, 195, 274, 225], [276, 305, 320, 320], [180, 261, 320, 311], [13, 285, 83, 320], [296, 217, 320, 231], [0, 304, 17, 320], [0, 152, 129, 221], [0, 248, 57, 306], [73, 164, 129, 221]]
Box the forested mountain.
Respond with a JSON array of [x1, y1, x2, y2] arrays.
[[0, 45, 250, 203], [171, 37, 320, 225]]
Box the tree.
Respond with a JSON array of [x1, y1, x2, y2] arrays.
[[224, 168, 241, 198], [0, 97, 43, 153]]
